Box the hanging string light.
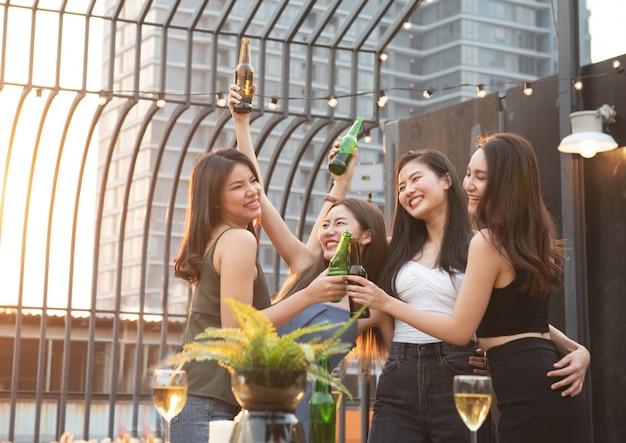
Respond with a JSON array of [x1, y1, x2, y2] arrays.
[[216, 92, 227, 107], [89, 59, 622, 110], [523, 82, 533, 96], [573, 78, 583, 90], [377, 90, 388, 108], [476, 84, 487, 98], [156, 95, 166, 108]]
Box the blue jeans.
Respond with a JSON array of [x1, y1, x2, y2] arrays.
[[169, 394, 240, 443], [368, 341, 494, 443]]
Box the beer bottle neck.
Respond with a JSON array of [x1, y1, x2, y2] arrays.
[[239, 40, 251, 64], [347, 117, 364, 138]]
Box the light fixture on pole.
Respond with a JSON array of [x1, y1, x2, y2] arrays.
[[557, 104, 618, 158]]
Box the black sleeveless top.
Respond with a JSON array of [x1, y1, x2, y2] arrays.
[[476, 276, 550, 338]]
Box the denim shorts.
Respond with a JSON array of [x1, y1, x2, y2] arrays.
[[169, 394, 240, 443], [368, 341, 495, 443]]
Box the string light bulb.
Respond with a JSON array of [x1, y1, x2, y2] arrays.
[[379, 53, 388, 61], [216, 92, 227, 107], [523, 82, 533, 96], [573, 78, 583, 91], [403, 21, 412, 30], [613, 60, 624, 73], [156, 96, 166, 108], [423, 89, 433, 99], [327, 96, 338, 108], [268, 96, 279, 110], [476, 84, 486, 98], [364, 131, 372, 143], [98, 91, 109, 105], [377, 90, 388, 108]]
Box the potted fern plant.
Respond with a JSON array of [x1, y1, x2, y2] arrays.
[[159, 298, 364, 443]]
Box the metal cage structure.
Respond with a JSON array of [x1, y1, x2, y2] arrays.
[[0, 0, 421, 441]]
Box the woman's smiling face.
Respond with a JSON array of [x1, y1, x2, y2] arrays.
[[463, 148, 488, 221], [319, 204, 370, 261]]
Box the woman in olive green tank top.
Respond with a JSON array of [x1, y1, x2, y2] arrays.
[[170, 149, 349, 443]]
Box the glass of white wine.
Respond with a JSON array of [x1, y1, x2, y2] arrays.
[[152, 368, 188, 443], [453, 375, 492, 443]]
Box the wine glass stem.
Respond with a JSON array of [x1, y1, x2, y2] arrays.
[[165, 419, 171, 443], [471, 430, 477, 443]]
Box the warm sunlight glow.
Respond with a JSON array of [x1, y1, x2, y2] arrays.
[[0, 7, 103, 310]]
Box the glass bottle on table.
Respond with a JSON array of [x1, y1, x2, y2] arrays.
[[233, 38, 254, 113], [327, 230, 351, 302], [348, 238, 370, 318], [328, 117, 364, 175], [309, 356, 336, 443]]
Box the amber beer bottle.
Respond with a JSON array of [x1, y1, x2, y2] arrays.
[[328, 117, 364, 175], [327, 230, 351, 302], [348, 238, 370, 318], [234, 38, 254, 113], [309, 356, 336, 443]]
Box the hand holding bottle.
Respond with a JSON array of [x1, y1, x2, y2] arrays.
[[228, 83, 256, 122], [304, 269, 349, 303], [328, 142, 359, 192]]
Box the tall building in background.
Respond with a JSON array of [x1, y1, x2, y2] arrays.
[[97, 0, 590, 312]]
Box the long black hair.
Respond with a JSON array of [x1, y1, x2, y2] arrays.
[[379, 149, 473, 297]]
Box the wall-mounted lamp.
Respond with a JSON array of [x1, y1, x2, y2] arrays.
[[558, 104, 618, 158]]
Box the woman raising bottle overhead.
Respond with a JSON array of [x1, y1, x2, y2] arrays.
[[228, 84, 394, 439], [348, 134, 592, 443]]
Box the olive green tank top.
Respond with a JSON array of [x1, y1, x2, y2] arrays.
[[182, 229, 271, 405]]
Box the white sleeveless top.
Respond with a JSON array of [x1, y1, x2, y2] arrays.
[[392, 261, 464, 344]]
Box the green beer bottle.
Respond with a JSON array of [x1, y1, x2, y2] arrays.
[[309, 356, 336, 443], [328, 117, 364, 175], [328, 230, 351, 302], [233, 38, 254, 113]]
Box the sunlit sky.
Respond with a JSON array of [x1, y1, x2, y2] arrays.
[[587, 0, 626, 62], [0, 1, 624, 311]]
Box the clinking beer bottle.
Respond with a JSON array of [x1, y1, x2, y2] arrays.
[[327, 230, 351, 302], [233, 38, 254, 113], [309, 356, 336, 443], [328, 117, 364, 175], [348, 238, 370, 318]]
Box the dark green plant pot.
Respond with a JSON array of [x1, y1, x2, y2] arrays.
[[229, 368, 307, 443]]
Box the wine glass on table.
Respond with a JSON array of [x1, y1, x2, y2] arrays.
[[453, 375, 492, 443], [152, 368, 188, 443]]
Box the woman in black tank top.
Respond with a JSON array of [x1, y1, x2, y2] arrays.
[[348, 134, 592, 443]]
